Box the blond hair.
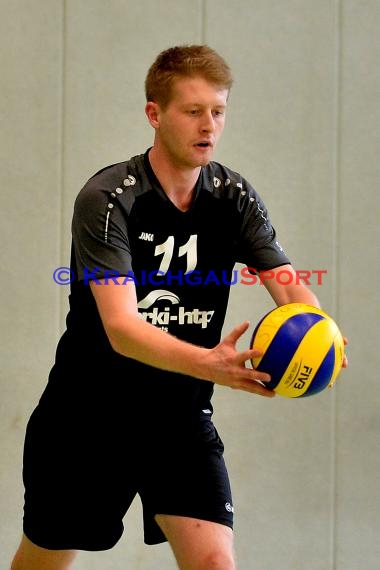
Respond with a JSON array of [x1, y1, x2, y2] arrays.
[[145, 45, 233, 108]]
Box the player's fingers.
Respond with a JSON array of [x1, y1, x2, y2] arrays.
[[237, 347, 263, 364], [236, 349, 271, 381], [342, 336, 348, 367], [251, 369, 271, 383], [233, 378, 275, 397], [222, 321, 250, 346], [235, 364, 271, 384]]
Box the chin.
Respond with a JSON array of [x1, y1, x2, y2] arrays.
[[183, 148, 214, 169], [196, 152, 214, 167]]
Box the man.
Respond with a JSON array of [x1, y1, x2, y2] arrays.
[[11, 45, 344, 570]]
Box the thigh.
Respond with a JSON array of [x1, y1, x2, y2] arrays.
[[11, 534, 77, 570], [22, 406, 137, 551], [139, 419, 234, 546], [156, 515, 235, 570]]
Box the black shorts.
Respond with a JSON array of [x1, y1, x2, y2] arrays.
[[22, 404, 233, 550]]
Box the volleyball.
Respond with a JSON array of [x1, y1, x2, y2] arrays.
[[250, 303, 344, 398]]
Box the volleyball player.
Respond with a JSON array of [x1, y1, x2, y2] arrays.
[[12, 45, 335, 570]]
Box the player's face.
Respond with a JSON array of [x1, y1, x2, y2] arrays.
[[151, 76, 228, 169]]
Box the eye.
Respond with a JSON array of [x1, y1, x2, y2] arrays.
[[213, 109, 225, 118], [188, 109, 200, 116]]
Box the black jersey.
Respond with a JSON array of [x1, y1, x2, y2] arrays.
[[41, 150, 290, 421]]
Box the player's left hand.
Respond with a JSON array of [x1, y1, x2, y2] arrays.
[[342, 336, 349, 368]]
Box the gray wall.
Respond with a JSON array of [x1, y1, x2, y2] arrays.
[[1, 1, 379, 568]]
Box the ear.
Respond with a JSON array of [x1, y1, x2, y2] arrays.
[[145, 102, 161, 128]]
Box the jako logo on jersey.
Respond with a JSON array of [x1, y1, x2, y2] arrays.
[[138, 231, 154, 241], [137, 289, 214, 330]]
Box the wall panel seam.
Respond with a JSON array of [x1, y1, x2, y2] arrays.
[[59, 0, 67, 333], [332, 0, 344, 568]]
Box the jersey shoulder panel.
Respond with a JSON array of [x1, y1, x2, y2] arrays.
[[203, 161, 261, 212], [71, 154, 153, 281], [203, 162, 290, 270], [80, 152, 150, 199], [73, 153, 155, 225]]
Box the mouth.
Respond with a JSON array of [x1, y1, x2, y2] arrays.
[[194, 141, 213, 149]]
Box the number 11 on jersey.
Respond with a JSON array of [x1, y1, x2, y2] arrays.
[[154, 235, 197, 275]]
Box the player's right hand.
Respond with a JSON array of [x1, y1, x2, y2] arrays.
[[204, 321, 275, 397]]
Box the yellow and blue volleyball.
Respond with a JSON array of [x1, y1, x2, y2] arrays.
[[250, 303, 344, 398]]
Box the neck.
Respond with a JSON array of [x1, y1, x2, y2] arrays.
[[148, 146, 201, 211]]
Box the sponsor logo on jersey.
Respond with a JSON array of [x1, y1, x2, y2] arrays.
[[137, 289, 180, 309], [137, 289, 214, 330]]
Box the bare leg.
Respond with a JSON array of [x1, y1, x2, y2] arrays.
[[11, 534, 77, 570], [156, 515, 236, 570]]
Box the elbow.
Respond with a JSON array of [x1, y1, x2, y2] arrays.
[[107, 330, 124, 355], [102, 318, 134, 357]]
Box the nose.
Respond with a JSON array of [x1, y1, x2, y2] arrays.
[[200, 110, 215, 133]]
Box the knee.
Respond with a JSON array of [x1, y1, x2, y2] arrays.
[[10, 536, 77, 570], [198, 549, 236, 570], [10, 549, 22, 570]]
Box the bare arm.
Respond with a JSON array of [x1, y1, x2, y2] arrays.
[[90, 279, 274, 397], [262, 265, 321, 307]]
